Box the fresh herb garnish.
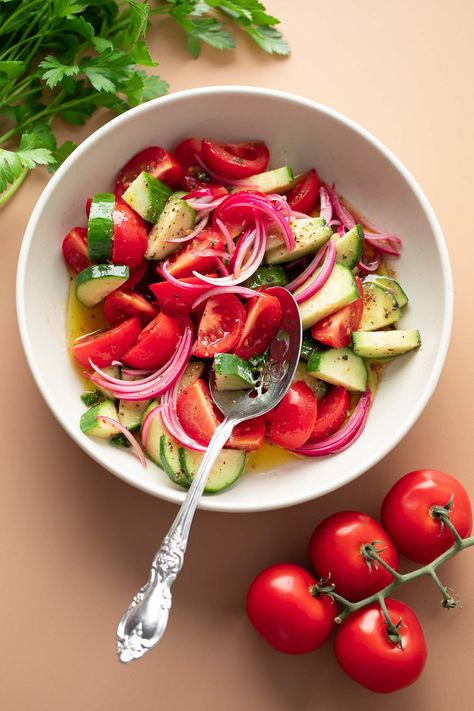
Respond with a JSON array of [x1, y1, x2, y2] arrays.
[[110, 433, 132, 448], [0, 0, 288, 206], [81, 389, 104, 407]]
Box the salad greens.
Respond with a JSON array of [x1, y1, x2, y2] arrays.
[[0, 0, 288, 206]]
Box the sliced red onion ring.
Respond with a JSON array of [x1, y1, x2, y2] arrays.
[[268, 193, 291, 220], [291, 390, 371, 456], [215, 217, 235, 255], [166, 215, 209, 243], [192, 285, 262, 309], [364, 234, 401, 256], [293, 240, 336, 304], [216, 258, 230, 276], [222, 194, 295, 251], [330, 184, 357, 230], [161, 261, 215, 291], [98, 416, 147, 468], [140, 403, 165, 450], [161, 381, 207, 452], [319, 185, 333, 223], [290, 209, 311, 219], [358, 253, 382, 272]]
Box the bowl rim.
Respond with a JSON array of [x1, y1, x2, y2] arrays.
[[16, 85, 453, 513]]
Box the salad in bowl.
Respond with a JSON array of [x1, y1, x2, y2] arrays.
[[64, 135, 421, 494]]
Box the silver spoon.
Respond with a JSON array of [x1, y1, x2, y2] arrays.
[[116, 287, 302, 663]]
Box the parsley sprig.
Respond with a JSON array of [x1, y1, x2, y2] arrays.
[[0, 0, 288, 207]]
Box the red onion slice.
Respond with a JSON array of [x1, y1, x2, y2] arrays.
[[192, 285, 262, 309], [215, 217, 235, 255], [98, 416, 147, 468], [319, 185, 333, 224], [292, 240, 337, 303], [140, 403, 165, 451], [166, 215, 209, 243], [330, 184, 357, 230], [160, 381, 207, 452], [161, 261, 215, 291]]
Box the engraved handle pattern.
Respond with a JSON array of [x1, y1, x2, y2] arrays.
[[116, 418, 235, 663]]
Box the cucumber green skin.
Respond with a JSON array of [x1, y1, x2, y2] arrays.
[[359, 282, 401, 331], [122, 171, 172, 223], [307, 347, 368, 392], [214, 353, 255, 390], [179, 448, 246, 493], [333, 224, 363, 269], [160, 436, 191, 488], [364, 275, 408, 308], [244, 265, 288, 289], [80, 399, 120, 438], [297, 263, 360, 330], [352, 329, 421, 358], [300, 334, 316, 361], [87, 193, 115, 263], [75, 264, 129, 307], [230, 166, 294, 195]]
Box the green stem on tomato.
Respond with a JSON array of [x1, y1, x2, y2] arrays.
[[361, 543, 404, 582]]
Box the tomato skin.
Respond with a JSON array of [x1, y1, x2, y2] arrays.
[[270, 382, 317, 449], [115, 146, 183, 198], [165, 229, 226, 278], [308, 386, 350, 442], [177, 378, 221, 445], [286, 169, 320, 214], [72, 317, 141, 369], [121, 259, 148, 290], [122, 312, 181, 370], [103, 289, 157, 326], [193, 294, 246, 357], [228, 417, 266, 450], [308, 512, 399, 602], [62, 227, 89, 274], [234, 292, 282, 360], [381, 470, 473, 564], [149, 276, 217, 314], [334, 599, 427, 693], [311, 278, 363, 348], [202, 139, 270, 179], [246, 564, 335, 654], [111, 202, 148, 270]]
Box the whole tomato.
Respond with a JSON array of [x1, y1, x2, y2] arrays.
[[246, 564, 335, 654], [308, 511, 399, 602], [381, 469, 472, 564], [334, 599, 427, 693]]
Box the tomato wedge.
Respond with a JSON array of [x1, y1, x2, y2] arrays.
[[193, 294, 246, 357], [103, 289, 157, 326], [234, 292, 282, 360], [165, 229, 226, 278], [311, 277, 364, 348], [286, 169, 320, 214], [176, 378, 265, 449], [308, 386, 349, 442], [270, 382, 317, 449], [72, 317, 141, 368], [202, 139, 270, 179], [149, 275, 217, 314], [112, 202, 148, 270], [122, 312, 181, 369], [177, 378, 221, 445], [121, 259, 148, 290], [62, 226, 89, 274], [115, 146, 183, 198]]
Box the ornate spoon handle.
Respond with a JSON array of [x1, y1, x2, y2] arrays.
[[116, 418, 235, 663]]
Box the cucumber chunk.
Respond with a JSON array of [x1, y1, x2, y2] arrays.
[[214, 353, 255, 391], [230, 166, 294, 195], [119, 371, 151, 430], [80, 399, 120, 438], [160, 436, 190, 487], [352, 330, 421, 358], [244, 265, 288, 289], [364, 275, 408, 308], [179, 447, 246, 493], [307, 347, 368, 392], [75, 264, 129, 307], [87, 192, 115, 263], [122, 171, 172, 223], [301, 334, 316, 361], [265, 218, 332, 264], [293, 362, 327, 399], [359, 282, 401, 331], [333, 224, 364, 269], [179, 361, 206, 390], [145, 197, 196, 260], [94, 364, 120, 400], [296, 263, 360, 330]]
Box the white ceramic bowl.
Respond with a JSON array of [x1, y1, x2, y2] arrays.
[[17, 86, 452, 512]]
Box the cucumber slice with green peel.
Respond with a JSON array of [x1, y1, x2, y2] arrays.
[[87, 192, 115, 263], [243, 265, 288, 289], [333, 224, 364, 269], [94, 364, 121, 400], [293, 362, 327, 399], [80, 399, 120, 438], [118, 399, 150, 431], [179, 361, 205, 390], [214, 353, 255, 391], [296, 263, 360, 330], [307, 347, 368, 392], [265, 218, 332, 264], [171, 190, 187, 200], [352, 330, 421, 358], [145, 197, 196, 260], [230, 166, 294, 195], [359, 282, 401, 331], [75, 264, 129, 307], [160, 436, 190, 487], [364, 275, 408, 308], [122, 171, 172, 223], [179, 447, 246, 493], [301, 334, 316, 361]]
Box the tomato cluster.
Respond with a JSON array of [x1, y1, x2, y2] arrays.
[[247, 470, 472, 694]]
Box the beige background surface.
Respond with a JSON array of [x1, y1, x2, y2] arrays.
[[2, 1, 474, 709]]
